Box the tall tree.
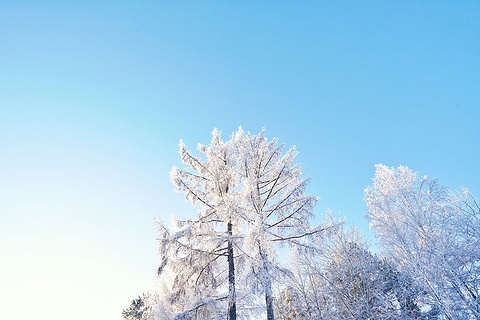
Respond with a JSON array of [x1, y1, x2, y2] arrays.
[[165, 128, 242, 319], [365, 164, 480, 319], [163, 127, 319, 319], [237, 130, 318, 320]]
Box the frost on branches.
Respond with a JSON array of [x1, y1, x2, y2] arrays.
[[237, 129, 319, 320], [155, 127, 320, 320], [365, 164, 480, 319], [124, 143, 480, 319], [280, 215, 425, 320], [122, 292, 158, 320]]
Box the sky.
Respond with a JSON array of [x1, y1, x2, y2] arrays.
[[1, 1, 479, 319]]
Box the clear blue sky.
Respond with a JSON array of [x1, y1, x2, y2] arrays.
[[1, 2, 479, 319]]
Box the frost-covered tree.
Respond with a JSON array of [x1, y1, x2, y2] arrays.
[[123, 296, 147, 320], [365, 164, 480, 319], [323, 242, 424, 319], [160, 127, 319, 320], [123, 293, 157, 320], [283, 216, 426, 320], [273, 286, 305, 320], [155, 221, 230, 319], [159, 128, 243, 319], [237, 130, 319, 320]]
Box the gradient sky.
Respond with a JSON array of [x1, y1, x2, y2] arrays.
[[1, 2, 479, 319]]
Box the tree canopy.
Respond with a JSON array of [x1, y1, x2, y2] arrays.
[[124, 129, 479, 320]]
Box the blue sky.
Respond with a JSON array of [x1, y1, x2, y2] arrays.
[[1, 2, 479, 319]]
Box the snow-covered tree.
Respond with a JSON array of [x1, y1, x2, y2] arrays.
[[155, 221, 230, 319], [283, 215, 426, 320], [158, 128, 243, 319], [273, 286, 306, 320], [159, 127, 319, 319], [123, 293, 157, 320], [237, 130, 319, 320], [323, 242, 424, 319], [365, 164, 480, 319]]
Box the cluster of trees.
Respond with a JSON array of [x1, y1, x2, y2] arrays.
[[123, 128, 479, 319], [365, 164, 480, 319]]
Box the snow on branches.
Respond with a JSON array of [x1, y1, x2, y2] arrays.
[[156, 127, 320, 320], [365, 164, 480, 319]]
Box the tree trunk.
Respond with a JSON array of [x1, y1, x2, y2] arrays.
[[227, 221, 237, 320], [260, 249, 275, 320], [265, 285, 275, 320]]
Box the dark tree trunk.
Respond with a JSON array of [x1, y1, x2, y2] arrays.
[[265, 293, 275, 320], [227, 221, 237, 320], [262, 253, 275, 320]]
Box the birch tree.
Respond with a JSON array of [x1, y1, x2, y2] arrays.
[[365, 164, 480, 319]]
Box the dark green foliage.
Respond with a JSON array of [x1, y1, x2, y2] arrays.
[[123, 294, 152, 320]]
